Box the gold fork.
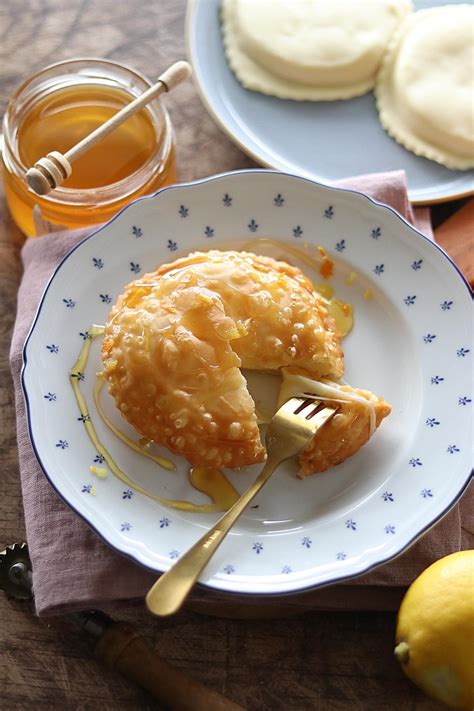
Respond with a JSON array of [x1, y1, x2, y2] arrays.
[[146, 396, 338, 617]]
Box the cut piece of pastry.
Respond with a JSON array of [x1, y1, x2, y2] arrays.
[[279, 369, 392, 478], [375, 5, 474, 170], [222, 0, 413, 101], [101, 250, 343, 469]]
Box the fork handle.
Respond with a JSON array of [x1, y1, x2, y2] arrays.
[[146, 458, 278, 617]]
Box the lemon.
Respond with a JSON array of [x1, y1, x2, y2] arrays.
[[394, 550, 474, 709]]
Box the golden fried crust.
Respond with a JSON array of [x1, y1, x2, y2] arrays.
[[141, 251, 344, 376], [298, 388, 392, 478], [102, 250, 343, 469]]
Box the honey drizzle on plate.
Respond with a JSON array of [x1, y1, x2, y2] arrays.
[[243, 238, 354, 337], [189, 467, 240, 512], [93, 375, 175, 471], [69, 325, 237, 513]]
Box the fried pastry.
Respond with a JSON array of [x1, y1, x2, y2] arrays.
[[102, 250, 344, 470], [222, 0, 412, 101], [375, 5, 474, 169], [278, 369, 392, 478]]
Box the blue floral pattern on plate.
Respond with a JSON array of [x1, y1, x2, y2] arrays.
[[441, 300, 453, 311]]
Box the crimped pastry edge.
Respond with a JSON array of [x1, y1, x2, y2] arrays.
[[374, 5, 474, 171], [221, 0, 393, 102]]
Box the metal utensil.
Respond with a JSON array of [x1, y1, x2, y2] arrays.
[[146, 396, 338, 617]]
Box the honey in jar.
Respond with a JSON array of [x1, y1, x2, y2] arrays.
[[1, 59, 177, 237]]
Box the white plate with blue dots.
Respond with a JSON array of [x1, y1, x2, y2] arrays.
[[22, 170, 473, 595]]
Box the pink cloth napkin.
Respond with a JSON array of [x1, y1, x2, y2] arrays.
[[10, 170, 473, 616]]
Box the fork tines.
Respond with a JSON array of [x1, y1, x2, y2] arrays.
[[294, 396, 321, 419], [294, 394, 338, 421]]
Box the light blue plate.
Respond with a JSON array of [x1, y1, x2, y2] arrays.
[[186, 0, 474, 204]]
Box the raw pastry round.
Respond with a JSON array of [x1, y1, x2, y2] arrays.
[[375, 5, 474, 170], [102, 250, 344, 470], [222, 0, 413, 101]]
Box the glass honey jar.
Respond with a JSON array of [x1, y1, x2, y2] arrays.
[[1, 59, 177, 237]]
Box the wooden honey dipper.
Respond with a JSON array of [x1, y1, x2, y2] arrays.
[[26, 60, 191, 196]]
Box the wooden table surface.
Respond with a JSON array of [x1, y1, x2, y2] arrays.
[[0, 2, 461, 709]]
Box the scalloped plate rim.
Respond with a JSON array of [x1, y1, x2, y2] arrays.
[[21, 169, 473, 596]]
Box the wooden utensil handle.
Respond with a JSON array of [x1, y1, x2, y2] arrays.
[[94, 621, 244, 711], [65, 61, 191, 164], [26, 60, 191, 195]]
